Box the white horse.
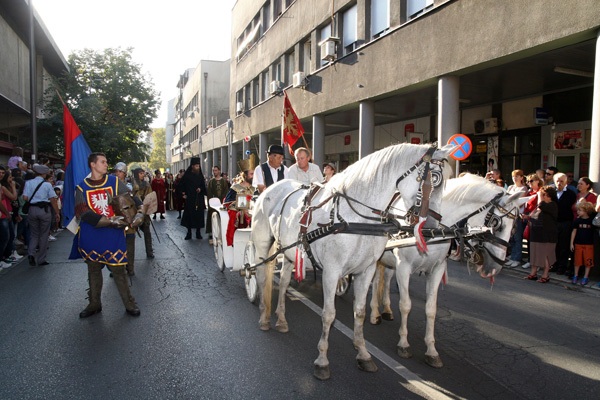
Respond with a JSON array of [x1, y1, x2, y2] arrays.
[[249, 143, 455, 380], [370, 173, 522, 368]]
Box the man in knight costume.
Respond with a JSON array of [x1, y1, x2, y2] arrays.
[[252, 144, 289, 193], [223, 155, 256, 246], [70, 153, 143, 318], [132, 167, 155, 258]]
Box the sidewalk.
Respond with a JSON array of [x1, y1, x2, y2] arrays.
[[500, 260, 600, 291], [1, 229, 72, 273]]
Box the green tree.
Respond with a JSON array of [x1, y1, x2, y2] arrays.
[[39, 47, 160, 164], [148, 128, 168, 171]]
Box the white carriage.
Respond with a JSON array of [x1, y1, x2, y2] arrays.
[[209, 197, 259, 303]]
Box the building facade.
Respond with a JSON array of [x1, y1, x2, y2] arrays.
[[196, 0, 600, 187], [0, 0, 68, 164], [169, 60, 231, 174]]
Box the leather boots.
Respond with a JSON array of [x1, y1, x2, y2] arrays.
[[111, 267, 141, 316], [79, 263, 103, 318]]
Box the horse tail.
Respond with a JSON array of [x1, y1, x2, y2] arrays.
[[263, 242, 278, 318], [375, 261, 386, 304]]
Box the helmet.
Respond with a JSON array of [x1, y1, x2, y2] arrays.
[[114, 162, 127, 173]]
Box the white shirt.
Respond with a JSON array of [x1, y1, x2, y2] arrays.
[[287, 163, 323, 185], [252, 162, 289, 188]]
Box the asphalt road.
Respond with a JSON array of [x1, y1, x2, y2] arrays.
[[1, 211, 599, 400]]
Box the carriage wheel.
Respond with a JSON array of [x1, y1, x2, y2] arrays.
[[211, 212, 225, 272], [336, 275, 352, 297], [243, 242, 258, 304]]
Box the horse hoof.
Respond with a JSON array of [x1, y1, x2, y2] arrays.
[[425, 355, 444, 368], [397, 346, 413, 359], [313, 365, 330, 380], [275, 323, 289, 333], [259, 323, 270, 331], [357, 358, 378, 373], [382, 312, 394, 321], [370, 316, 382, 325]]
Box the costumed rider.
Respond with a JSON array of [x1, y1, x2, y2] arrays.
[[252, 144, 289, 193], [70, 152, 144, 318], [223, 155, 256, 246]]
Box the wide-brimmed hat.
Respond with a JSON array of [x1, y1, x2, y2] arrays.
[[267, 144, 284, 155], [323, 162, 336, 171], [32, 164, 50, 175], [238, 154, 257, 172]]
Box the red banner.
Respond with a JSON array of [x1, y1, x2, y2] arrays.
[[282, 91, 305, 155]]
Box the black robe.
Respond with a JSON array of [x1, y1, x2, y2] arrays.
[[178, 169, 207, 229]]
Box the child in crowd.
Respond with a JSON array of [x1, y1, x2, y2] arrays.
[[53, 186, 63, 231], [570, 201, 596, 286]]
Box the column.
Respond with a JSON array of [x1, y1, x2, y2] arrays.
[[243, 138, 250, 159], [232, 141, 241, 177], [220, 147, 228, 175], [212, 149, 219, 169], [206, 151, 213, 172], [359, 101, 375, 159], [312, 115, 325, 167], [437, 75, 460, 176], [259, 132, 268, 164], [589, 30, 600, 192]]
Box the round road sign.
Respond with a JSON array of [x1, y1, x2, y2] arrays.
[[447, 134, 472, 161]]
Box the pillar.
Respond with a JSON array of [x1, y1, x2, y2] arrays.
[[437, 75, 460, 176], [359, 101, 375, 159], [590, 30, 600, 192], [312, 115, 325, 166]]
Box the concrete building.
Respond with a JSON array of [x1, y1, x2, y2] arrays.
[[170, 60, 231, 174], [0, 0, 68, 164], [197, 0, 600, 188]]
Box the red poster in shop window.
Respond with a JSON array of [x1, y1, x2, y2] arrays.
[[344, 135, 351, 145]]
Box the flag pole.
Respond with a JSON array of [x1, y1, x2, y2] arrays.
[[55, 89, 66, 106]]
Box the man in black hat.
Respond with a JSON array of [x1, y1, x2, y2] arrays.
[[178, 156, 208, 240], [252, 144, 289, 193]]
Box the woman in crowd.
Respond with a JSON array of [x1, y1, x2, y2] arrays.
[[572, 177, 597, 218], [524, 185, 558, 283], [0, 169, 20, 266], [151, 170, 166, 219], [505, 169, 528, 267], [520, 173, 542, 269], [165, 172, 175, 211]]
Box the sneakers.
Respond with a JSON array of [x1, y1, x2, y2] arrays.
[[0, 261, 12, 270], [572, 276, 579, 285], [10, 251, 23, 260], [521, 262, 530, 269], [504, 260, 520, 268], [48, 235, 57, 242], [580, 277, 589, 286]]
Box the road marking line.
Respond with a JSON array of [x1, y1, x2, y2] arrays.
[[281, 281, 455, 400]]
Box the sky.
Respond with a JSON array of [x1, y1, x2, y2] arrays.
[[34, 0, 236, 128]]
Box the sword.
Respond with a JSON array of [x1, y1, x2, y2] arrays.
[[149, 218, 161, 243]]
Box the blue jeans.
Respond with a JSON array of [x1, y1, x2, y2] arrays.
[[509, 217, 525, 262]]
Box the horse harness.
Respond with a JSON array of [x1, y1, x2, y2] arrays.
[[247, 145, 447, 272]]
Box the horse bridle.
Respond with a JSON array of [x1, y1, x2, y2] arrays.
[[455, 192, 519, 265]]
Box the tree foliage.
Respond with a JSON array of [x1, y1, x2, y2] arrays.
[[39, 47, 160, 164], [148, 128, 168, 171]]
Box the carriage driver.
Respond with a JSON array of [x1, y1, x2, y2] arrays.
[[252, 144, 289, 193], [223, 155, 257, 246]]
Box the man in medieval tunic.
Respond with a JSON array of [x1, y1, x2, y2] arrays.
[[252, 144, 289, 193], [178, 157, 208, 240], [223, 155, 256, 246], [71, 152, 141, 318], [132, 168, 154, 258]]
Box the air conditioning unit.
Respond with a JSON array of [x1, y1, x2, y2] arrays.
[[187, 110, 194, 118], [319, 37, 338, 62], [483, 117, 498, 134], [292, 71, 306, 88], [269, 80, 282, 95], [236, 102, 243, 114]]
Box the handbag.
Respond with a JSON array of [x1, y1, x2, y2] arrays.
[[523, 223, 530, 240], [593, 212, 600, 228], [22, 181, 45, 214]]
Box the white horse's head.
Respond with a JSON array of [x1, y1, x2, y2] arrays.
[[442, 174, 521, 279]]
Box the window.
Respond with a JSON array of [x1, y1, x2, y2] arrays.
[[320, 23, 332, 66], [302, 40, 312, 73], [274, 61, 282, 82], [252, 79, 260, 106], [371, 0, 390, 39], [407, 0, 434, 18], [273, 0, 281, 19], [342, 5, 358, 54], [286, 51, 295, 86], [262, 70, 269, 101], [263, 2, 271, 31]]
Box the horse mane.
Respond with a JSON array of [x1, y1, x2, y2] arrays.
[[443, 173, 503, 210], [326, 143, 432, 195]]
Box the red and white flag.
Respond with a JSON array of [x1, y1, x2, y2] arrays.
[[282, 91, 305, 155]]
